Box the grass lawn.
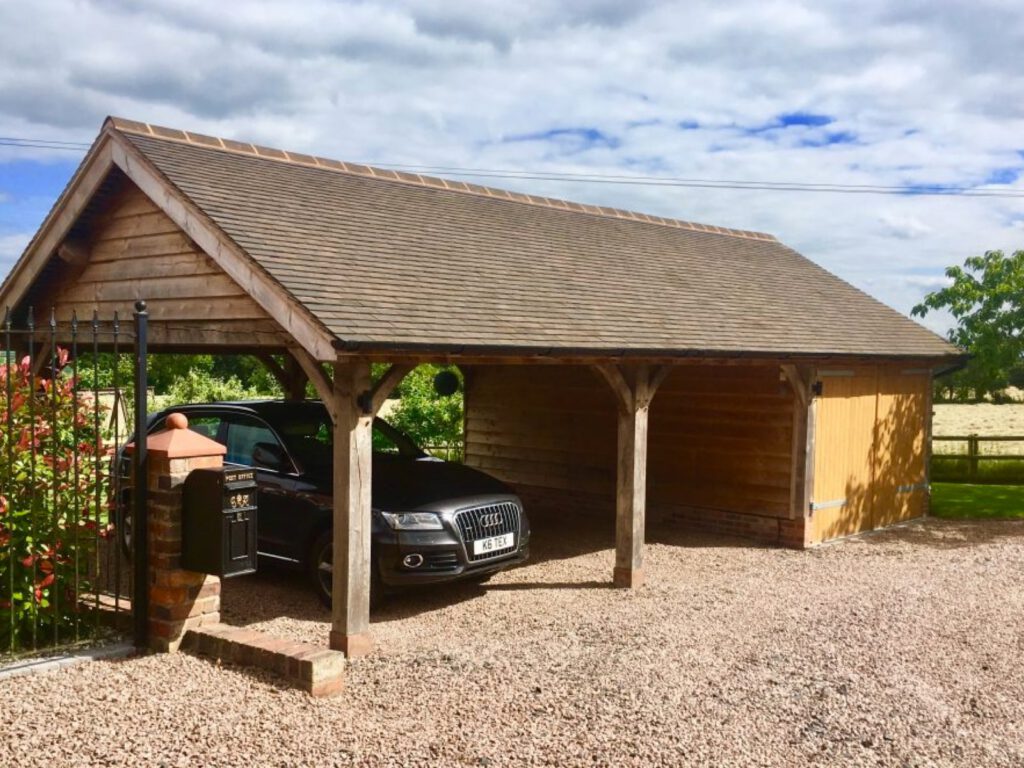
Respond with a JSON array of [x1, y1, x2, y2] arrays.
[[931, 482, 1024, 520]]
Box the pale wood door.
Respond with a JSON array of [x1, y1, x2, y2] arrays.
[[873, 371, 929, 527], [810, 368, 879, 543]]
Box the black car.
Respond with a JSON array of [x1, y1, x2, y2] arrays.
[[124, 400, 530, 606]]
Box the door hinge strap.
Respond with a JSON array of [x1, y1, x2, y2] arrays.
[[810, 497, 847, 512]]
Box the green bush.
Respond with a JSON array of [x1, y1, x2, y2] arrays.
[[386, 365, 464, 459], [931, 456, 1024, 484], [163, 368, 270, 406], [0, 350, 104, 653]]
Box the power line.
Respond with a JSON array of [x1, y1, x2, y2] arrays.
[[368, 163, 1024, 198], [1, 135, 1022, 198], [0, 138, 90, 151]]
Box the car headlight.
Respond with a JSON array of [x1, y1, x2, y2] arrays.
[[380, 511, 443, 531]]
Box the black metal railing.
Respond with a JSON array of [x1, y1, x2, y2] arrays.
[[0, 302, 148, 660]]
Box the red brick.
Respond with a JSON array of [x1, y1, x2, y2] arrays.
[[150, 585, 190, 605], [189, 578, 221, 600], [152, 569, 206, 588], [310, 677, 345, 698]]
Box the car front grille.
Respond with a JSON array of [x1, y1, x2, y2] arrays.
[[454, 501, 521, 562]]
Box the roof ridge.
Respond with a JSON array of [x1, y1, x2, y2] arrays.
[[104, 116, 778, 244]]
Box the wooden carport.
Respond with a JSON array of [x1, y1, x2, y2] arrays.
[[0, 117, 963, 657]]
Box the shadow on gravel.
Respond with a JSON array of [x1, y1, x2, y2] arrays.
[[523, 512, 761, 569], [219, 563, 327, 626], [846, 518, 1024, 550], [221, 558, 493, 626], [219, 512, 768, 627], [486, 580, 613, 592]]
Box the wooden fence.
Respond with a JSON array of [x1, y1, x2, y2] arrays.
[[931, 435, 1024, 483]]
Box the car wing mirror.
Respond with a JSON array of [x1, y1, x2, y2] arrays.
[[252, 442, 287, 471]]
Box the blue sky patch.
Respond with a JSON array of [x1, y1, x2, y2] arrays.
[[739, 111, 837, 137], [0, 157, 80, 237], [777, 112, 834, 128], [626, 118, 661, 129], [899, 183, 959, 196], [678, 119, 700, 130], [799, 130, 858, 148], [504, 127, 620, 151], [985, 167, 1020, 185], [0, 158, 79, 201]]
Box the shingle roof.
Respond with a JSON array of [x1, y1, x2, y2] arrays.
[[110, 118, 958, 359]]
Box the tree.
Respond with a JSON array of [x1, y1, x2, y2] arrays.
[[385, 365, 464, 458], [913, 250, 1024, 401]]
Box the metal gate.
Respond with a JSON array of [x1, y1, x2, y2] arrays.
[[1, 302, 148, 660]]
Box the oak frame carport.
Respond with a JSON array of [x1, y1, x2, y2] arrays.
[[0, 116, 963, 659]]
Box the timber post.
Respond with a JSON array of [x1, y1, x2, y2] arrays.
[[594, 364, 669, 589], [329, 359, 374, 658], [781, 364, 817, 547], [328, 360, 413, 657]]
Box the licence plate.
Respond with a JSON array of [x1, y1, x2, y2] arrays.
[[473, 533, 514, 556]]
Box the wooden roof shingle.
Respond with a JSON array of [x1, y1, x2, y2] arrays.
[[97, 119, 960, 358]]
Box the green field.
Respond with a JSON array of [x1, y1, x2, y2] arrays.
[[931, 483, 1024, 520]]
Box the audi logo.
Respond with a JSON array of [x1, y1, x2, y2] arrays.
[[479, 513, 502, 527]]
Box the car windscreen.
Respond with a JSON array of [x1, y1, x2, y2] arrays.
[[269, 410, 425, 470]]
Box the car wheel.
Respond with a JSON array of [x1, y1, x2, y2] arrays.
[[308, 530, 383, 610]]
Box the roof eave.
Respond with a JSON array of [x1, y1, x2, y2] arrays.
[[332, 337, 965, 365]]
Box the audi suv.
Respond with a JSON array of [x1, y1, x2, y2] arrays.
[[126, 400, 531, 607]]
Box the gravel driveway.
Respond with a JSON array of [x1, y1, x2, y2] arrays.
[[3, 515, 1023, 767]]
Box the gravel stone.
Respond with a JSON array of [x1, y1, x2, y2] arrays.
[[2, 516, 1022, 766]]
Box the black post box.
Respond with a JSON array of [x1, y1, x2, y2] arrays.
[[182, 466, 258, 578]]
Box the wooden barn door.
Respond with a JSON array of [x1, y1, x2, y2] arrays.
[[873, 371, 930, 527], [810, 368, 879, 543]]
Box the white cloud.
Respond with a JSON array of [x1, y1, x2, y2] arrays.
[[0, 0, 1022, 334], [878, 213, 934, 240]]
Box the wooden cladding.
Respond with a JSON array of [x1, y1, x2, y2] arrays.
[[465, 366, 618, 498], [809, 367, 929, 543], [649, 366, 794, 517], [49, 183, 283, 348], [464, 364, 796, 522], [465, 363, 931, 547]]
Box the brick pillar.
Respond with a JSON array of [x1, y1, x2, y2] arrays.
[[137, 413, 227, 652]]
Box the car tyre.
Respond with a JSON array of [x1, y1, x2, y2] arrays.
[[309, 530, 384, 611]]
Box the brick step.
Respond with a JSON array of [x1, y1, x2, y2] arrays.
[[183, 623, 345, 697]]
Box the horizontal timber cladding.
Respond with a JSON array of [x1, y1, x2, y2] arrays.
[[809, 366, 930, 544], [463, 364, 804, 546], [48, 182, 284, 348]]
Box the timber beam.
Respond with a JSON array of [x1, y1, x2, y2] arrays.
[[257, 353, 307, 400], [366, 364, 414, 416], [291, 348, 335, 422]]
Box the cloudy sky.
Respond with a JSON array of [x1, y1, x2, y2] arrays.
[[1, 0, 1023, 334]]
